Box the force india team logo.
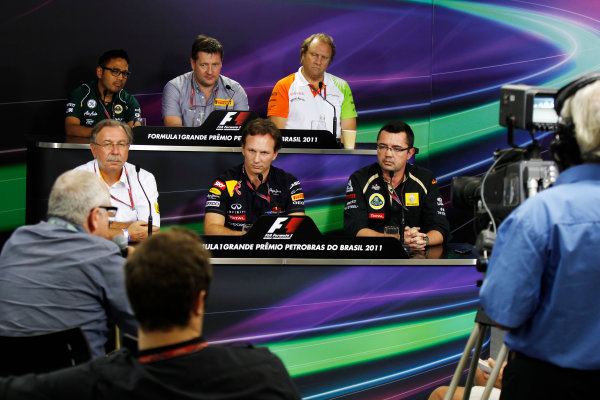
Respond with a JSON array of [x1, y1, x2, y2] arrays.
[[369, 193, 385, 210]]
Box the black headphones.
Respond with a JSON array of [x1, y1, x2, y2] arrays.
[[550, 71, 600, 170]]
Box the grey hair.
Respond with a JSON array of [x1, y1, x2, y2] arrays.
[[90, 119, 133, 144], [47, 170, 110, 225], [561, 80, 600, 161]]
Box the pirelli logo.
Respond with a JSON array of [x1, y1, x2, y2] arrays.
[[291, 193, 304, 201], [214, 98, 234, 107]]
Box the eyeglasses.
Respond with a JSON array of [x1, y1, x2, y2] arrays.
[[94, 141, 130, 150], [377, 144, 412, 153], [101, 66, 132, 78], [97, 206, 118, 217]]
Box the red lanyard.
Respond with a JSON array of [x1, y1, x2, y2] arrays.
[[190, 74, 218, 108], [387, 175, 405, 207], [138, 341, 208, 364], [309, 83, 327, 99], [247, 180, 270, 203], [99, 100, 113, 119], [95, 162, 134, 209]]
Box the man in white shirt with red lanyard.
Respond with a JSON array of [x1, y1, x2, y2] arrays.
[[76, 119, 160, 242]]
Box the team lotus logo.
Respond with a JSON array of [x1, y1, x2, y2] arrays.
[[114, 104, 123, 114], [87, 99, 97, 108], [263, 217, 303, 240], [369, 193, 385, 210]]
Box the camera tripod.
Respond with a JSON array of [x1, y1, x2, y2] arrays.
[[443, 308, 509, 400]]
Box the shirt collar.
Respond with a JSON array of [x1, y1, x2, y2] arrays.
[[136, 336, 206, 358], [47, 216, 86, 233], [556, 163, 600, 185], [94, 159, 128, 187], [190, 72, 221, 96], [297, 66, 328, 89]]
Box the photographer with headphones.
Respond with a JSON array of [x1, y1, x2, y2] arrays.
[[479, 72, 600, 399]]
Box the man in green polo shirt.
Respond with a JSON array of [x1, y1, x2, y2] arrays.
[[65, 49, 141, 137]]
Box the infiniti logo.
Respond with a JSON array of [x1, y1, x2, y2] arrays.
[[230, 203, 242, 210]]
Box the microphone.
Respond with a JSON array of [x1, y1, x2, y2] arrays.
[[316, 81, 337, 139], [252, 173, 263, 190], [112, 234, 128, 257], [225, 84, 235, 111], [135, 165, 153, 237], [387, 170, 407, 243]]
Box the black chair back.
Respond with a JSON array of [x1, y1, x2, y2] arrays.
[[0, 326, 92, 376]]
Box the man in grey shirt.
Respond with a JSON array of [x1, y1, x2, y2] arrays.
[[162, 35, 249, 127], [0, 170, 137, 357]]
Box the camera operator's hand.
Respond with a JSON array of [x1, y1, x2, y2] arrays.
[[404, 226, 427, 251]]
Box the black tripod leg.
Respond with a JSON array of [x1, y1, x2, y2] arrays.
[[444, 322, 487, 400], [462, 323, 488, 400]]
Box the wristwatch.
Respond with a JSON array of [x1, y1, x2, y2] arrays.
[[424, 235, 430, 247]]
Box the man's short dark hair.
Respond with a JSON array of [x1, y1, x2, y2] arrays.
[[191, 35, 224, 61], [377, 120, 415, 148], [125, 228, 212, 332], [241, 118, 283, 152], [300, 33, 336, 63], [98, 49, 130, 67]]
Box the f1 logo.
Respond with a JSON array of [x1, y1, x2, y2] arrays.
[[219, 112, 238, 125], [267, 217, 288, 234]]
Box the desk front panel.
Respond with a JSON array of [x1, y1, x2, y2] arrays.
[[206, 259, 481, 400]]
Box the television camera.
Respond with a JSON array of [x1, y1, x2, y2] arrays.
[[451, 84, 560, 256]]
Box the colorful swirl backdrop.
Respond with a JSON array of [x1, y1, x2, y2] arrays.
[[2, 0, 600, 235]]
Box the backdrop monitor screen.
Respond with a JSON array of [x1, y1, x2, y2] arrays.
[[204, 261, 482, 400]]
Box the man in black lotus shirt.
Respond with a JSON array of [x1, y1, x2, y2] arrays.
[[204, 118, 305, 235], [344, 120, 449, 251], [0, 228, 301, 399]]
